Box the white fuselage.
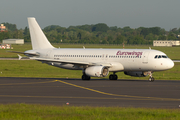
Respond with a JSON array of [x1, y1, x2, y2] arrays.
[[27, 48, 174, 72]]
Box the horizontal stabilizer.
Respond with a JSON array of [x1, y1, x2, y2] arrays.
[[17, 54, 29, 60], [9, 51, 40, 56]]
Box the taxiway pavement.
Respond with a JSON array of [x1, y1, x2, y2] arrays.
[[0, 77, 179, 108]]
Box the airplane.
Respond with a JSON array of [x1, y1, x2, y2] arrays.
[[14, 17, 175, 82]]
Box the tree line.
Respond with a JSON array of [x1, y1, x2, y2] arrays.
[[1, 22, 180, 45]]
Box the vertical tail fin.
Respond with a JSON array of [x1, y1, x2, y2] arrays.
[[28, 17, 54, 50]]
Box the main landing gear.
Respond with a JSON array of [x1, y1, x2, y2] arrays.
[[148, 72, 154, 82], [109, 72, 118, 80], [82, 74, 90, 80], [82, 70, 90, 80]]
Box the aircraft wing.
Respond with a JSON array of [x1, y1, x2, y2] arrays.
[[30, 57, 112, 67], [173, 60, 180, 62]]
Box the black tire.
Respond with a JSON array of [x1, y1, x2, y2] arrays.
[[109, 75, 113, 80], [82, 75, 90, 80], [86, 76, 91, 80], [109, 74, 118, 80], [82, 75, 86, 80], [151, 77, 155, 82], [113, 75, 118, 80], [148, 77, 155, 82]]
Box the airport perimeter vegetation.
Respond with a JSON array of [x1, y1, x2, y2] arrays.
[[0, 43, 180, 119]]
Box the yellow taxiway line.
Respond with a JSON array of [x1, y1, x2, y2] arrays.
[[56, 80, 180, 102]]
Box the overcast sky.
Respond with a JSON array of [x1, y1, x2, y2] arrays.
[[1, 0, 180, 30]]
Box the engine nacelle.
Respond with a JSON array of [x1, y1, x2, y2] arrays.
[[85, 66, 109, 77], [124, 71, 149, 77]]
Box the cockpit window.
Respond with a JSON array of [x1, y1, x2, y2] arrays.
[[154, 55, 168, 59], [162, 55, 168, 58]]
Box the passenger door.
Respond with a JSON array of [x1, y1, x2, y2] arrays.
[[142, 51, 149, 64]]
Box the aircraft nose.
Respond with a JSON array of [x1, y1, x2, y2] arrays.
[[167, 60, 174, 69]]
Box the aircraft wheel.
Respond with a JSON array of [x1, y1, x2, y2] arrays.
[[109, 74, 118, 80], [86, 76, 91, 80], [113, 75, 118, 80], [109, 75, 113, 80], [82, 75, 90, 80], [148, 77, 155, 82]]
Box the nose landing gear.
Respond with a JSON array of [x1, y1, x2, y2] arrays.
[[148, 72, 154, 82], [148, 77, 155, 82]]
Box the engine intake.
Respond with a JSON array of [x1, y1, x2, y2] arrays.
[[85, 66, 109, 77]]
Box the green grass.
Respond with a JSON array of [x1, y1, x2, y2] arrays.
[[0, 60, 81, 78], [0, 103, 180, 120], [0, 60, 180, 80]]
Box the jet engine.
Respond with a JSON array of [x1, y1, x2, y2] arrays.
[[124, 71, 149, 77], [85, 66, 109, 77]]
